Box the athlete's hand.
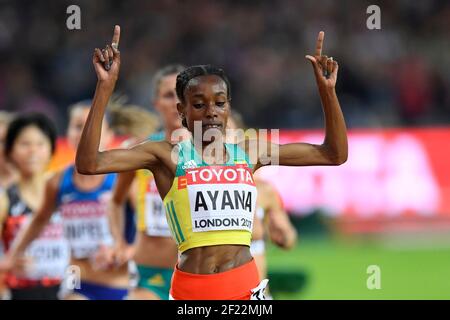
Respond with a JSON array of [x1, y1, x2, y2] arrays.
[[93, 25, 121, 84], [91, 245, 116, 271], [267, 210, 297, 249], [305, 31, 338, 89], [268, 219, 289, 248], [111, 242, 135, 267]]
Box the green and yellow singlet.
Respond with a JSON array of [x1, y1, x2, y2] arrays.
[[163, 140, 257, 253]]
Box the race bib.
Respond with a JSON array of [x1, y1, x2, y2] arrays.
[[144, 192, 171, 237], [184, 166, 257, 232], [61, 201, 113, 259], [21, 214, 70, 280]]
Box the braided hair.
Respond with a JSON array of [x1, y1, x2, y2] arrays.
[[176, 65, 231, 128]]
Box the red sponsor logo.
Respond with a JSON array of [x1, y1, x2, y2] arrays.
[[38, 223, 65, 239], [61, 202, 107, 219], [184, 165, 255, 186], [178, 177, 188, 189]]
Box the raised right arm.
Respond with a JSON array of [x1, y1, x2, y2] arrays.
[[75, 89, 158, 175], [75, 25, 160, 175]]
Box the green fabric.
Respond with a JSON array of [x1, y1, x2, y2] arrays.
[[136, 264, 173, 300], [175, 140, 252, 176], [148, 131, 165, 142]]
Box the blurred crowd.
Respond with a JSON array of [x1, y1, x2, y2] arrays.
[[0, 0, 449, 133]]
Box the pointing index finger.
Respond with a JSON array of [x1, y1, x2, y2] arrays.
[[112, 25, 120, 49], [315, 31, 324, 57]]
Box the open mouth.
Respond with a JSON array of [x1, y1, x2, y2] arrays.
[[202, 123, 223, 130]]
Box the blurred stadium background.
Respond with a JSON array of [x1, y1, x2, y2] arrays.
[[1, 0, 450, 299]]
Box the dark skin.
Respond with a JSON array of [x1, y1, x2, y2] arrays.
[[75, 26, 347, 274]]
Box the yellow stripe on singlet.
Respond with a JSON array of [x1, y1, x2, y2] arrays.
[[136, 169, 149, 232]]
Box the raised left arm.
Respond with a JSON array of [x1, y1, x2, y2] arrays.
[[277, 83, 347, 166], [255, 31, 347, 170]]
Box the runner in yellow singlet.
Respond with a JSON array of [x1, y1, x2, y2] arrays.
[[75, 26, 346, 299]]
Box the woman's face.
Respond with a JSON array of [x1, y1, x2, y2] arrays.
[[9, 125, 52, 176], [154, 74, 181, 130], [67, 106, 112, 151], [67, 107, 90, 149], [178, 75, 230, 140]]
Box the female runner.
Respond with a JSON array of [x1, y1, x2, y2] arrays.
[[0, 114, 69, 299], [1, 102, 131, 299], [79, 26, 346, 300]]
